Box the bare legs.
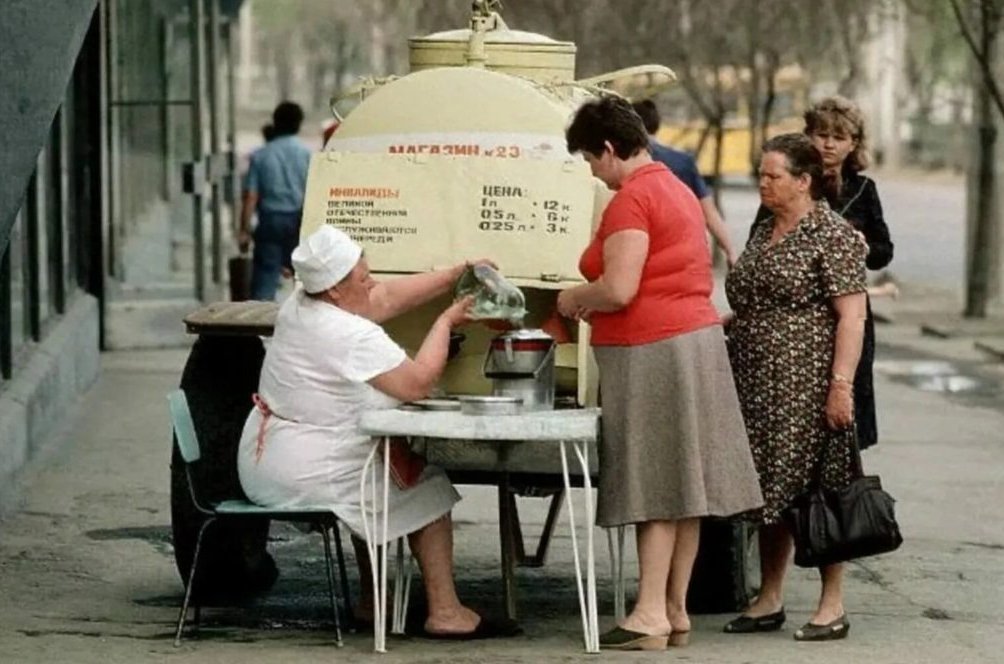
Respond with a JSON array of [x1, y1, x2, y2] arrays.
[[664, 518, 700, 633], [621, 521, 674, 635], [621, 518, 700, 637], [407, 513, 480, 634], [740, 523, 845, 625], [815, 563, 845, 624], [744, 523, 791, 617], [350, 515, 478, 634]]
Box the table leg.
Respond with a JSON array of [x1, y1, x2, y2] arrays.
[[575, 442, 599, 652], [560, 441, 599, 653], [360, 436, 391, 652], [391, 539, 413, 634], [607, 526, 627, 621], [515, 491, 564, 568], [498, 471, 519, 621]]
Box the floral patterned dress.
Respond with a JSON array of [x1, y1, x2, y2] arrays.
[[726, 201, 867, 524]]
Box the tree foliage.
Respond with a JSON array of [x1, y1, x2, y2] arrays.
[[251, 1, 992, 169]]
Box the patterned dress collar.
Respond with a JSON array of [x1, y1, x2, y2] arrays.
[[755, 199, 833, 247]]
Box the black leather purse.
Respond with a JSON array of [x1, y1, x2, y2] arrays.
[[783, 432, 903, 568]]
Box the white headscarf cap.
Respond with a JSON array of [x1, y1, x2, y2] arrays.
[[291, 225, 362, 293]]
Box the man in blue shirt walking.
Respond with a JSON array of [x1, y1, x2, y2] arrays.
[[632, 100, 737, 267], [239, 101, 312, 300]]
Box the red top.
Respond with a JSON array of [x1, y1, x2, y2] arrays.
[[579, 162, 720, 346]]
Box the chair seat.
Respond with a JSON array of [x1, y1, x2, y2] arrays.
[[214, 499, 335, 522]]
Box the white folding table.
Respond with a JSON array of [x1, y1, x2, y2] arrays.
[[358, 407, 602, 653]]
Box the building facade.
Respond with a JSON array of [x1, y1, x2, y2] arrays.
[[1, 0, 244, 507]]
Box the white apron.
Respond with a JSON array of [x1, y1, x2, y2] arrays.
[[237, 287, 459, 543]]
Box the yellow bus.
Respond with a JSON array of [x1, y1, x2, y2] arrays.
[[655, 65, 809, 178]]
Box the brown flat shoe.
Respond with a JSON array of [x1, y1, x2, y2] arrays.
[[793, 615, 850, 641], [724, 608, 786, 633], [599, 626, 669, 651]]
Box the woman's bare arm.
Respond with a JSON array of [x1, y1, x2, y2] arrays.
[[557, 230, 648, 317], [700, 196, 738, 267], [367, 264, 465, 324], [826, 292, 867, 429], [368, 297, 471, 402]]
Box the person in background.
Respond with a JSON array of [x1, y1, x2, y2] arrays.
[[239, 101, 311, 300], [238, 225, 517, 640], [804, 96, 892, 451], [557, 96, 763, 651], [724, 133, 866, 642], [632, 99, 738, 267]]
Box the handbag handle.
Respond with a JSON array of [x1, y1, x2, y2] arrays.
[[813, 424, 865, 491]]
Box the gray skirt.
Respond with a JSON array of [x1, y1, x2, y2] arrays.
[[593, 325, 764, 527]]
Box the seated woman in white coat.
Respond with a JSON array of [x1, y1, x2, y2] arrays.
[[237, 225, 514, 639]]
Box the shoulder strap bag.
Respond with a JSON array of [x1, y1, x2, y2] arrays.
[[783, 428, 903, 568]]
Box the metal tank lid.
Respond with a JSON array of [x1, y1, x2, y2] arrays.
[[414, 27, 572, 47], [409, 0, 576, 81]]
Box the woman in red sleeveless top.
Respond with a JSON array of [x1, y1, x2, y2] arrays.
[[557, 97, 763, 650]]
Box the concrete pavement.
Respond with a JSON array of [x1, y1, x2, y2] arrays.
[[1, 320, 1003, 663]]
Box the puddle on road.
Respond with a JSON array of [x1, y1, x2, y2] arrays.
[[875, 359, 1000, 397]]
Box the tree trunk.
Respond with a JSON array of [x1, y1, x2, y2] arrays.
[[964, 9, 1000, 317], [745, 1, 762, 177], [712, 118, 725, 210], [757, 61, 779, 177], [694, 122, 713, 163], [965, 121, 998, 318]]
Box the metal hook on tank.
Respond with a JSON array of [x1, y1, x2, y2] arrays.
[[472, 0, 505, 18], [328, 76, 398, 123], [467, 0, 510, 67]]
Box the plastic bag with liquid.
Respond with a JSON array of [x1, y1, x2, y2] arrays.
[[453, 264, 527, 324]]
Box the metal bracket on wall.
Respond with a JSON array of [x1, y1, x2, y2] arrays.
[[181, 161, 206, 195], [181, 152, 233, 197]]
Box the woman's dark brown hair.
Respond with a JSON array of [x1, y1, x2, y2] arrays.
[[762, 133, 836, 201], [803, 95, 870, 173], [566, 95, 650, 159]]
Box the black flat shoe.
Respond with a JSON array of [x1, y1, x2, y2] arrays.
[[599, 626, 669, 651], [723, 608, 786, 633], [793, 615, 850, 641]]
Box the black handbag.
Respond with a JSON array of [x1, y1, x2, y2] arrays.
[[783, 431, 903, 568]]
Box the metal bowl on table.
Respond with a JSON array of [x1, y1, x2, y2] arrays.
[[413, 398, 462, 411], [457, 395, 522, 416]]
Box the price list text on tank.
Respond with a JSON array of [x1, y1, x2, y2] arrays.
[[478, 185, 571, 235], [324, 186, 416, 245]]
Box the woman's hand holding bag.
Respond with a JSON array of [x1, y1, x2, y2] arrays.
[[783, 425, 903, 568]]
